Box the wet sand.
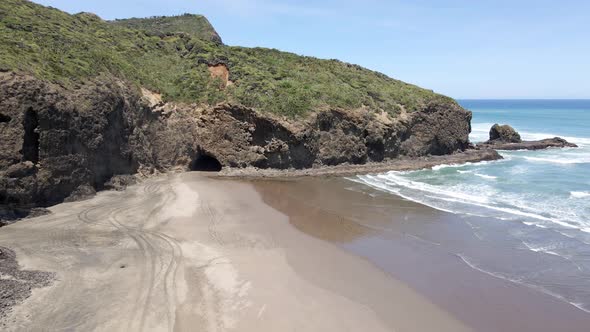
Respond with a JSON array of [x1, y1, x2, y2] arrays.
[[253, 177, 590, 332], [0, 173, 467, 331]]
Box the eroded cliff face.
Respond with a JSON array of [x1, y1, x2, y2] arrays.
[[0, 73, 472, 214], [0, 73, 144, 210], [194, 102, 471, 169]]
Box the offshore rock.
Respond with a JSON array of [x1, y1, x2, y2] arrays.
[[488, 124, 522, 143], [481, 137, 578, 151], [479, 124, 577, 150]]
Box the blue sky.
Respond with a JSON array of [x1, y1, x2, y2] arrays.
[[32, 0, 590, 99]]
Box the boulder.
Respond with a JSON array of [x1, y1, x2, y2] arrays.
[[5, 161, 36, 178], [104, 175, 138, 191], [488, 124, 521, 143], [400, 101, 472, 156], [64, 185, 96, 202]]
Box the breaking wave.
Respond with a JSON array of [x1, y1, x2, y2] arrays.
[[523, 156, 590, 165], [352, 160, 590, 234], [571, 191, 590, 199]]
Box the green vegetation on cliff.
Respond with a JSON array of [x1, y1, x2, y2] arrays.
[[0, 0, 456, 117], [111, 14, 223, 44]]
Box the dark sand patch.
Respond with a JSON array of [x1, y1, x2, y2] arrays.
[[0, 247, 54, 327]]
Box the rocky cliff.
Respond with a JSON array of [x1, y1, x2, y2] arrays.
[[0, 0, 475, 218], [0, 73, 144, 211], [0, 72, 472, 215]]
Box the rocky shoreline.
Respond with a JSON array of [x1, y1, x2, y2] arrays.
[[475, 124, 577, 151], [477, 137, 577, 151], [1, 149, 502, 224], [1, 72, 472, 219], [0, 77, 578, 223], [218, 148, 502, 178], [0, 2, 581, 224]]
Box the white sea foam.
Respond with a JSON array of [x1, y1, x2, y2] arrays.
[[509, 165, 529, 175], [456, 253, 517, 282], [570, 191, 590, 199], [431, 163, 475, 171], [474, 173, 497, 180], [522, 242, 561, 257], [431, 164, 455, 171], [456, 253, 590, 313], [355, 170, 588, 234], [374, 173, 491, 204], [355, 120, 590, 236], [523, 156, 590, 165], [469, 122, 496, 143], [523, 221, 548, 229], [520, 242, 583, 271], [431, 159, 505, 171]]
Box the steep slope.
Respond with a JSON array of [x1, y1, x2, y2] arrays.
[[0, 0, 477, 215], [0, 0, 455, 116], [111, 14, 223, 44]]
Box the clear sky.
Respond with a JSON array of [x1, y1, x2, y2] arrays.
[[32, 0, 590, 99]]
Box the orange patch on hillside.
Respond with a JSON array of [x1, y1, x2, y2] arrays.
[[208, 64, 231, 88]]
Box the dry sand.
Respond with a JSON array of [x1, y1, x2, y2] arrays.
[[0, 172, 468, 331]]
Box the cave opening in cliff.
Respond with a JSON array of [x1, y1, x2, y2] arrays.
[[0, 113, 11, 123], [22, 109, 40, 163], [191, 153, 222, 172]]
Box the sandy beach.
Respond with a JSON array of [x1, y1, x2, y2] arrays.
[[0, 173, 468, 331], [3, 172, 590, 331]]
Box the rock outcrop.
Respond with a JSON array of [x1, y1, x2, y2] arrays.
[[0, 72, 144, 212], [399, 101, 472, 156], [481, 137, 578, 151], [478, 124, 577, 150], [488, 124, 521, 143], [192, 101, 472, 169], [0, 73, 476, 218]]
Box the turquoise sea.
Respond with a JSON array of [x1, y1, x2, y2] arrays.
[[353, 100, 590, 312]]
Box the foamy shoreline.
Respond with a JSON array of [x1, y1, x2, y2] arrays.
[[254, 177, 590, 331]]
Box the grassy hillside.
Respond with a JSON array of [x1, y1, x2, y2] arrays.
[[111, 14, 223, 44], [0, 0, 455, 117]]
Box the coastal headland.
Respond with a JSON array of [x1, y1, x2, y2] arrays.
[[1, 2, 587, 331]]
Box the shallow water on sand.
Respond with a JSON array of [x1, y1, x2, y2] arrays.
[[352, 100, 590, 316], [255, 177, 590, 332]]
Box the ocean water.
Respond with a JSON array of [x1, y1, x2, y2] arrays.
[[352, 100, 590, 313]]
